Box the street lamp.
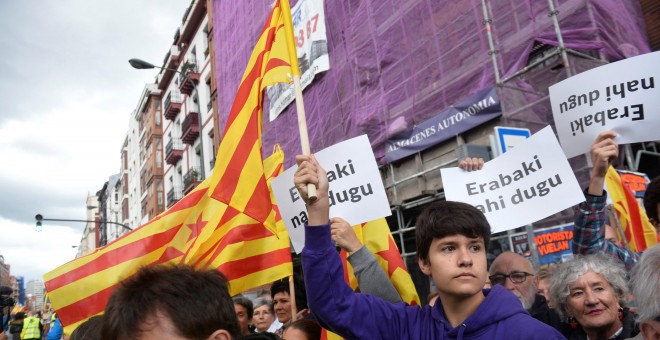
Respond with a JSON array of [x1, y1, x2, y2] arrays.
[[34, 214, 132, 232], [128, 58, 206, 180]]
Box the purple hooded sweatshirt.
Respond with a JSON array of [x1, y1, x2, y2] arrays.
[[302, 224, 566, 340]]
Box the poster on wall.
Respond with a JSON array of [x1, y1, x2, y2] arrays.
[[511, 233, 531, 257], [267, 0, 329, 121], [533, 223, 574, 266]]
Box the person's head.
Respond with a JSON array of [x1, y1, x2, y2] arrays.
[[270, 278, 306, 325], [488, 252, 537, 310], [282, 319, 321, 340], [535, 267, 554, 308], [549, 254, 628, 338], [604, 224, 622, 247], [70, 315, 104, 340], [271, 279, 293, 324], [252, 298, 275, 333], [233, 295, 254, 335], [629, 244, 660, 339], [101, 265, 240, 340], [644, 176, 660, 232], [415, 201, 491, 301], [256, 289, 272, 302], [13, 312, 25, 322]]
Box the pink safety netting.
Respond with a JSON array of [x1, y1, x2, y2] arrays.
[[212, 0, 650, 167]]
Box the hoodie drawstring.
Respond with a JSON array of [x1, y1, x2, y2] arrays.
[[457, 323, 467, 340]]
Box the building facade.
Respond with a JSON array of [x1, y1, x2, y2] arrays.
[[25, 279, 43, 312], [213, 0, 656, 302], [76, 194, 99, 257], [136, 84, 165, 224], [158, 0, 215, 208]]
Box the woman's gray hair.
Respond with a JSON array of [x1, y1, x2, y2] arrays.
[[549, 254, 628, 319], [629, 244, 660, 323], [252, 297, 274, 314]]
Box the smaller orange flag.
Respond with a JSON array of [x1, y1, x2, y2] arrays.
[[605, 166, 658, 252]]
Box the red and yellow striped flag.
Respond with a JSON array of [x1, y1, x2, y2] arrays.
[[606, 166, 658, 252], [44, 151, 292, 336], [207, 0, 299, 236]]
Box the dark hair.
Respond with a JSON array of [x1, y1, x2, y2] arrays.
[[101, 265, 240, 340], [415, 201, 491, 262], [233, 295, 254, 319], [270, 277, 307, 311], [241, 332, 282, 340], [13, 312, 25, 321], [644, 176, 660, 223], [287, 319, 321, 340], [70, 315, 104, 340]]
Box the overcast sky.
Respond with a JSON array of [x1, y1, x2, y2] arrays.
[[0, 1, 190, 282]]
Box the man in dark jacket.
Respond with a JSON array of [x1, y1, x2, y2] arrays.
[[489, 252, 566, 333]]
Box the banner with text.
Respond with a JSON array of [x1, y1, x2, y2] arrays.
[[272, 135, 391, 253], [533, 224, 574, 266], [267, 0, 329, 121], [440, 126, 584, 233], [385, 86, 501, 163], [549, 51, 660, 158]]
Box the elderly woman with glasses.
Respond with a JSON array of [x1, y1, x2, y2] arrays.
[[549, 254, 639, 340]]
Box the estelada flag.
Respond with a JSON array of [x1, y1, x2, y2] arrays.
[[43, 149, 292, 335], [605, 166, 658, 252]]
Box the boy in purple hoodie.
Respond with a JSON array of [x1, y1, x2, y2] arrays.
[[294, 155, 565, 340]]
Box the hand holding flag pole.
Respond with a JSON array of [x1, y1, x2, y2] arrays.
[[280, 0, 317, 202]]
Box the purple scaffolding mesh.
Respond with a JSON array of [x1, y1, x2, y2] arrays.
[[212, 0, 650, 168]]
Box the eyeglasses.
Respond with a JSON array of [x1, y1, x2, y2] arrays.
[[489, 272, 534, 286]]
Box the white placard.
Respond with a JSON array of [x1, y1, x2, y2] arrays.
[[272, 135, 391, 253], [549, 51, 660, 159], [440, 126, 585, 233], [267, 0, 329, 121]]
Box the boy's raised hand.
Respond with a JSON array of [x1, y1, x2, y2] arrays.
[[294, 154, 329, 225]]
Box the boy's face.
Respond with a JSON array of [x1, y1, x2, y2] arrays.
[[418, 234, 487, 299]]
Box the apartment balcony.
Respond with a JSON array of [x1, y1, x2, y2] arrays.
[[165, 138, 184, 165], [182, 166, 202, 194], [178, 59, 200, 96], [181, 110, 200, 145], [164, 91, 182, 120], [167, 186, 183, 207]]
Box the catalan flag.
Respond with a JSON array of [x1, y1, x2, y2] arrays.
[[43, 149, 292, 335], [44, 0, 301, 332], [207, 0, 299, 236], [606, 166, 658, 252]]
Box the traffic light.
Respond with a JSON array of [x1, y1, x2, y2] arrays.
[[35, 214, 43, 232]]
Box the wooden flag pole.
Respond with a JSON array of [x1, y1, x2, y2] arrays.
[[292, 75, 317, 202], [280, 0, 317, 202], [289, 275, 298, 322]]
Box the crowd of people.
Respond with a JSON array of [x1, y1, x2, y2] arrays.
[[1, 131, 659, 340]]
